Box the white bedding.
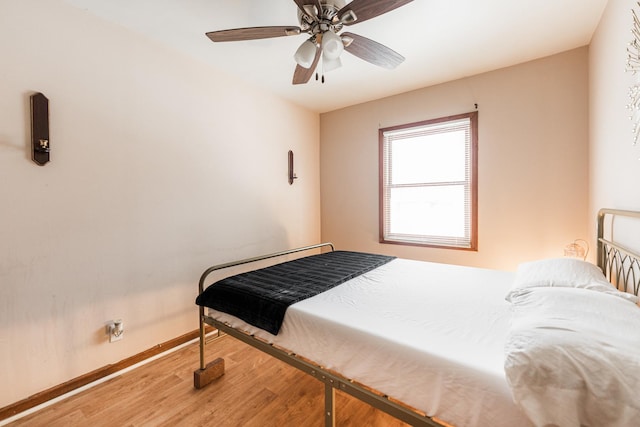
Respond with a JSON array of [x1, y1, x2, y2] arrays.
[[504, 286, 640, 427], [208, 258, 532, 427]]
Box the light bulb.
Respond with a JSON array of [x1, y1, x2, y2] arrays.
[[323, 57, 342, 72], [322, 31, 344, 60], [294, 39, 317, 69]]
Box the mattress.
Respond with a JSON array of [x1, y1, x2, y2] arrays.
[[207, 258, 532, 427]]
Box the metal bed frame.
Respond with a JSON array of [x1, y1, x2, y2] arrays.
[[194, 209, 640, 427], [597, 208, 640, 296], [194, 242, 441, 427]]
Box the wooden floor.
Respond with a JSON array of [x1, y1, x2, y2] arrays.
[[8, 334, 409, 426]]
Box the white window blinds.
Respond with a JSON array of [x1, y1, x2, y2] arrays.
[[380, 112, 477, 249]]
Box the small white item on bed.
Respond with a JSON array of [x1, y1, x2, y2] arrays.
[[504, 286, 640, 427], [506, 257, 639, 304]]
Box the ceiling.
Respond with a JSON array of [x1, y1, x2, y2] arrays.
[[63, 0, 608, 113]]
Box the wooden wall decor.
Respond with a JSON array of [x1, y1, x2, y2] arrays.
[[288, 150, 298, 185], [30, 92, 50, 166]]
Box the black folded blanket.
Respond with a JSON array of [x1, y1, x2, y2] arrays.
[[196, 250, 396, 335]]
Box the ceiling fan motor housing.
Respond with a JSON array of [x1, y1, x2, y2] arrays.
[[298, 2, 344, 39]]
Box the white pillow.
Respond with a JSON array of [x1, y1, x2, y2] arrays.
[[506, 257, 638, 303], [504, 286, 640, 427]]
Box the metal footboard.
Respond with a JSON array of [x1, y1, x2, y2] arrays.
[[194, 242, 443, 427], [197, 242, 335, 371]]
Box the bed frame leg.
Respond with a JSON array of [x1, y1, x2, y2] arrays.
[[194, 357, 225, 389], [324, 382, 336, 427], [194, 306, 225, 389]]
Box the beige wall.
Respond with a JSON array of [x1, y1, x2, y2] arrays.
[[589, 0, 640, 236], [320, 48, 590, 270], [0, 0, 320, 407]]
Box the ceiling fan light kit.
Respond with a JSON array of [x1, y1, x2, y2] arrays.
[[321, 30, 344, 60], [294, 39, 318, 68], [205, 0, 414, 85], [323, 56, 342, 72]]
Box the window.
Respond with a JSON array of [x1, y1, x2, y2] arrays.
[[379, 112, 478, 250]]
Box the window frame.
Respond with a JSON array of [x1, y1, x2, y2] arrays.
[[378, 111, 478, 251]]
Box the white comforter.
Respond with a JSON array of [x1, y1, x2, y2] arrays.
[[504, 286, 640, 427]]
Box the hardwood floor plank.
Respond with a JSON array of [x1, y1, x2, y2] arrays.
[[7, 335, 409, 426]]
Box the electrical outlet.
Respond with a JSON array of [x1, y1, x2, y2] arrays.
[[107, 319, 124, 343]]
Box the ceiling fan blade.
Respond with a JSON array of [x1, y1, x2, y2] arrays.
[[292, 45, 322, 85], [338, 0, 413, 25], [292, 0, 323, 20], [206, 26, 301, 42], [342, 32, 404, 69]]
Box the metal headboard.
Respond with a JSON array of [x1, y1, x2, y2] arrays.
[[597, 208, 640, 296]]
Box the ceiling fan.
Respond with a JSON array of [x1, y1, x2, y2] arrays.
[[205, 0, 414, 85]]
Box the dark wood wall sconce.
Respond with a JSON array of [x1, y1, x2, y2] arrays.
[[30, 92, 50, 166], [288, 150, 298, 185]]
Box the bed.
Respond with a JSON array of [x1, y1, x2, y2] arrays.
[[194, 208, 640, 427]]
